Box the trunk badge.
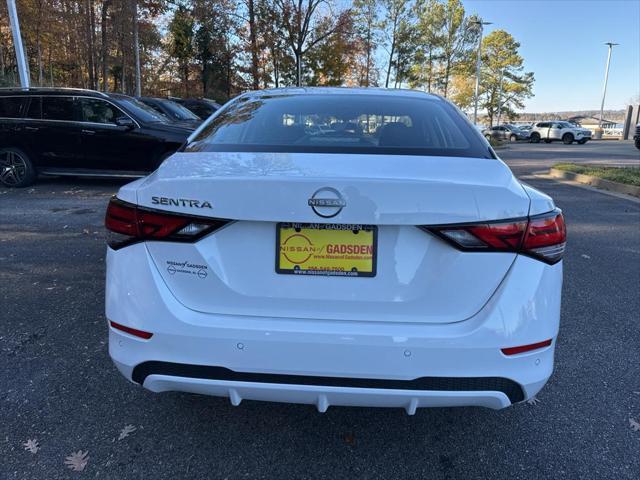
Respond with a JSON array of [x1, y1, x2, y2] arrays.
[[308, 187, 346, 218]]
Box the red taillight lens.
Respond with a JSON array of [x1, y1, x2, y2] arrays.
[[501, 339, 552, 355], [105, 197, 229, 249], [522, 211, 566, 263], [109, 321, 153, 339], [467, 221, 527, 249], [424, 209, 566, 264], [104, 200, 138, 236]]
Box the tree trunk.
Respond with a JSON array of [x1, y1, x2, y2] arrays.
[[90, 0, 98, 88], [48, 46, 53, 85], [294, 45, 305, 87], [132, 0, 141, 96], [183, 62, 189, 96], [248, 0, 259, 90], [365, 23, 371, 87], [443, 59, 451, 97], [427, 49, 432, 92], [85, 0, 95, 89], [0, 39, 5, 77], [385, 38, 395, 88], [121, 37, 126, 94], [100, 0, 111, 91], [272, 48, 280, 88]]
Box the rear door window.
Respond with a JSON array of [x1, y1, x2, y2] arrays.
[[78, 98, 123, 125], [26, 97, 42, 119], [42, 97, 79, 121], [0, 97, 28, 118]]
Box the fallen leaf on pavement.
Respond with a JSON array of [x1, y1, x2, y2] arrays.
[[23, 439, 40, 454], [343, 432, 356, 446], [118, 424, 137, 441], [64, 450, 89, 472]]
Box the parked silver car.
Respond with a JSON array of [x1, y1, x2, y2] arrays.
[[482, 125, 531, 142]]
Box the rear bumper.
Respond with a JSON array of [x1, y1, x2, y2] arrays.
[[106, 244, 562, 413], [126, 368, 528, 412]]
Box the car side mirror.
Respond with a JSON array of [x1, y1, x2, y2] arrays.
[[115, 116, 135, 129]]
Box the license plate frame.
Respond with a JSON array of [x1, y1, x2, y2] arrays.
[[276, 223, 378, 278]]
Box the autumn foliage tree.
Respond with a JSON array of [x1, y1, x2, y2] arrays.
[[0, 0, 533, 113]]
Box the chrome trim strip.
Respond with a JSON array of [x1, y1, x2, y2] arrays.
[[39, 170, 146, 178]]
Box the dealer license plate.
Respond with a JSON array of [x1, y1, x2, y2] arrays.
[[276, 223, 377, 277]]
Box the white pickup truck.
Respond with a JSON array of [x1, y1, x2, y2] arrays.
[[530, 121, 592, 144]]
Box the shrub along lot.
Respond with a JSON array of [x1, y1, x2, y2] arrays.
[[553, 163, 640, 186]]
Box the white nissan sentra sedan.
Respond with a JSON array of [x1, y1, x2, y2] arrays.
[[105, 88, 564, 414]]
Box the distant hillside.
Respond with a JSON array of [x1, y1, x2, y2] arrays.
[[516, 110, 626, 123]]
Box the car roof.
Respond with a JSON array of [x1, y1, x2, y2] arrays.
[[138, 96, 172, 103], [0, 87, 109, 98], [239, 87, 443, 101]]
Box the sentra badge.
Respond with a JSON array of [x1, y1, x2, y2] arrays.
[[151, 196, 212, 209]]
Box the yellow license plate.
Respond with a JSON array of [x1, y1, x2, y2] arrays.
[[276, 223, 377, 277]]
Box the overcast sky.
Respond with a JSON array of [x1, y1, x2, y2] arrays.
[[464, 0, 640, 112]]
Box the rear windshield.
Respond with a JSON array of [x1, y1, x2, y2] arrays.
[[186, 94, 491, 158], [158, 99, 200, 121], [110, 95, 167, 123]]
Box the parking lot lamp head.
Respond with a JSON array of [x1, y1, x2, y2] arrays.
[[472, 20, 493, 125]]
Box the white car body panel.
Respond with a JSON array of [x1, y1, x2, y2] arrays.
[[135, 152, 534, 325], [107, 245, 560, 412], [519, 182, 556, 215], [136, 152, 530, 224], [105, 88, 563, 413]]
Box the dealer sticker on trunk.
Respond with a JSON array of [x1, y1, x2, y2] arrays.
[[276, 223, 377, 277]]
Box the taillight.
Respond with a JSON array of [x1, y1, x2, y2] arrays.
[[105, 197, 230, 249], [501, 339, 552, 355], [522, 210, 566, 264], [109, 321, 153, 339], [423, 209, 566, 264]]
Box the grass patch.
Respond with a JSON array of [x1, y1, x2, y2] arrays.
[[553, 163, 640, 187]]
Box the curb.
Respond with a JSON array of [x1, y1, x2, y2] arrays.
[[548, 168, 640, 198]]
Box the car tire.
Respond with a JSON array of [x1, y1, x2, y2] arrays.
[[635, 138, 640, 150], [562, 133, 574, 145], [530, 133, 541, 143], [0, 148, 37, 188], [577, 139, 588, 145], [510, 134, 517, 142]]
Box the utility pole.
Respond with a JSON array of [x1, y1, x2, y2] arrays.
[[599, 42, 619, 128], [6, 0, 30, 88], [472, 20, 492, 125]]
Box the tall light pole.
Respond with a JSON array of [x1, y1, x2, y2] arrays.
[[6, 0, 30, 88], [472, 20, 492, 125], [599, 42, 619, 128]]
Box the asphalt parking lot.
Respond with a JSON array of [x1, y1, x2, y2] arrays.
[[1, 141, 639, 479], [499, 139, 639, 176]]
